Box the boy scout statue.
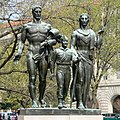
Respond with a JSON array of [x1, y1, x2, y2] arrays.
[[51, 35, 78, 109]]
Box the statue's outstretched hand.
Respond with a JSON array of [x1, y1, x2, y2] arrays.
[[73, 56, 81, 63], [50, 73, 54, 80], [13, 53, 21, 64], [41, 41, 48, 47], [98, 29, 104, 35]]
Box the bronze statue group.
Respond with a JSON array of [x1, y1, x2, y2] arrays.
[[14, 5, 102, 109]]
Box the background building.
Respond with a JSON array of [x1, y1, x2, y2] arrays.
[[97, 70, 120, 114]]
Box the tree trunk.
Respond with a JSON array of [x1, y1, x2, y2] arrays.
[[91, 83, 99, 109]]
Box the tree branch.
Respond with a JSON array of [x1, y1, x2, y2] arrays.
[[0, 36, 15, 59], [0, 26, 21, 38], [0, 87, 29, 97], [0, 20, 18, 69], [0, 69, 27, 75]]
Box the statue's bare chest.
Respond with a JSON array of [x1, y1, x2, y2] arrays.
[[26, 23, 50, 35], [25, 22, 51, 42]]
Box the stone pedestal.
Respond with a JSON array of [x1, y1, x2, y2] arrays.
[[18, 108, 103, 120]]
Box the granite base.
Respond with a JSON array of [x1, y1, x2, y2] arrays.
[[18, 108, 103, 120]]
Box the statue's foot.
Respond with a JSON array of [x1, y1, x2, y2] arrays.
[[77, 102, 85, 110], [40, 99, 46, 108], [32, 100, 38, 108], [62, 100, 67, 108], [58, 102, 63, 109], [58, 99, 63, 109]]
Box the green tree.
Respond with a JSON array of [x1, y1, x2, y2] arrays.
[[87, 0, 120, 108]]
